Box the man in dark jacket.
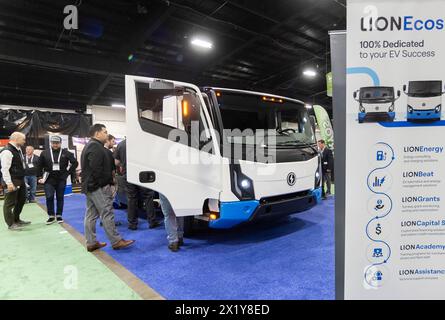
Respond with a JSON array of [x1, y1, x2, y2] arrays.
[[318, 139, 334, 199], [24, 146, 39, 203], [38, 135, 78, 224], [0, 132, 30, 230], [81, 124, 134, 252]]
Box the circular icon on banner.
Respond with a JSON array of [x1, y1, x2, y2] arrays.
[[367, 170, 393, 193], [367, 195, 392, 218], [368, 143, 394, 168], [364, 265, 389, 289], [366, 219, 391, 241], [366, 243, 388, 264]]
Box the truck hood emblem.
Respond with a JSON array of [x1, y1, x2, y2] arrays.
[[287, 172, 296, 186]]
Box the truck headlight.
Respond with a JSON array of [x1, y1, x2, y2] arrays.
[[359, 105, 365, 113], [230, 164, 255, 200], [315, 170, 321, 188], [315, 156, 322, 188], [408, 106, 413, 113], [240, 179, 251, 189], [435, 105, 441, 113], [389, 104, 394, 112]]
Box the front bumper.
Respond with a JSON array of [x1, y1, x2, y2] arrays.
[[209, 188, 322, 229], [358, 112, 395, 123], [407, 109, 441, 121]]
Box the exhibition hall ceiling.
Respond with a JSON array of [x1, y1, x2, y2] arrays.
[[0, 0, 346, 110]]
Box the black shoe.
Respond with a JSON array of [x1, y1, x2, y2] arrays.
[[149, 221, 161, 229], [8, 224, 23, 231], [168, 242, 180, 252], [16, 219, 31, 226], [46, 217, 56, 225], [178, 238, 184, 247], [128, 225, 138, 231], [56, 216, 64, 224]]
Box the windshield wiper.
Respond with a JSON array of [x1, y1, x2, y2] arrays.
[[276, 141, 309, 147], [276, 141, 318, 152]]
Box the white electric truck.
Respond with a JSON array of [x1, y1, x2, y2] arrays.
[[353, 86, 400, 123], [125, 76, 322, 230], [403, 80, 444, 121]]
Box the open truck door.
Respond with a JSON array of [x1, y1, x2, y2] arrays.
[[125, 76, 222, 217]]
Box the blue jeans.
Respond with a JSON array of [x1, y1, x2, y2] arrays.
[[25, 176, 37, 201], [159, 193, 184, 244], [44, 180, 66, 216]]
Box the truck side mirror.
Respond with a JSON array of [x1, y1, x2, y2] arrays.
[[397, 90, 401, 98], [403, 85, 407, 92], [353, 91, 357, 99]]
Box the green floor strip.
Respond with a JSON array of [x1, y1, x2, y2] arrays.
[[0, 202, 141, 300]]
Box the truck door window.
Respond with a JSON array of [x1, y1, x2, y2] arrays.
[[136, 81, 213, 152]]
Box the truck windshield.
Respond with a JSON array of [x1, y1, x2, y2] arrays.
[[216, 91, 315, 147], [408, 81, 442, 97], [360, 87, 394, 102]]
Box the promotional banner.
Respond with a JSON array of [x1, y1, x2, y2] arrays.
[[326, 72, 333, 97], [313, 105, 335, 149], [346, 0, 445, 299]]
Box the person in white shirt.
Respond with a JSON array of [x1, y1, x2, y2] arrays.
[[0, 132, 31, 230]]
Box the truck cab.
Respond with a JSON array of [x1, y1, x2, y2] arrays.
[[403, 80, 444, 121], [125, 76, 322, 231], [354, 86, 400, 123]]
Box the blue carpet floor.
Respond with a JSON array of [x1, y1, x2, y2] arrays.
[[45, 194, 335, 300]]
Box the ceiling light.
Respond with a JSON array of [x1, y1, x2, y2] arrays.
[[303, 69, 317, 77], [191, 38, 213, 49], [112, 104, 125, 108]]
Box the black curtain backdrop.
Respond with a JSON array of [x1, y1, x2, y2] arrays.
[[0, 109, 92, 147]]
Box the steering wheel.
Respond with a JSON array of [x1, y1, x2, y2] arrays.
[[278, 128, 297, 134]]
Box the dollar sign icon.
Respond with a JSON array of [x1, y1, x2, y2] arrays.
[[375, 223, 382, 235]]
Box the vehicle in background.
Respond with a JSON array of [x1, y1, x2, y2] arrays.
[[403, 80, 444, 122], [353, 86, 400, 123], [125, 76, 322, 233]]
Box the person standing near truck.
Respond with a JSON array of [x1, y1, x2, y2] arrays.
[[0, 132, 30, 230], [24, 146, 39, 203], [38, 135, 78, 224], [318, 139, 334, 200], [158, 193, 184, 252], [81, 124, 135, 252]]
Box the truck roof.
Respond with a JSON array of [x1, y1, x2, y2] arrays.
[[360, 86, 394, 90], [203, 87, 305, 105]]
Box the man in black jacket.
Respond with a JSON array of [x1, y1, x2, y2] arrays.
[[318, 139, 334, 199], [24, 146, 39, 203], [0, 132, 30, 230], [81, 124, 134, 252], [38, 135, 78, 224]]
